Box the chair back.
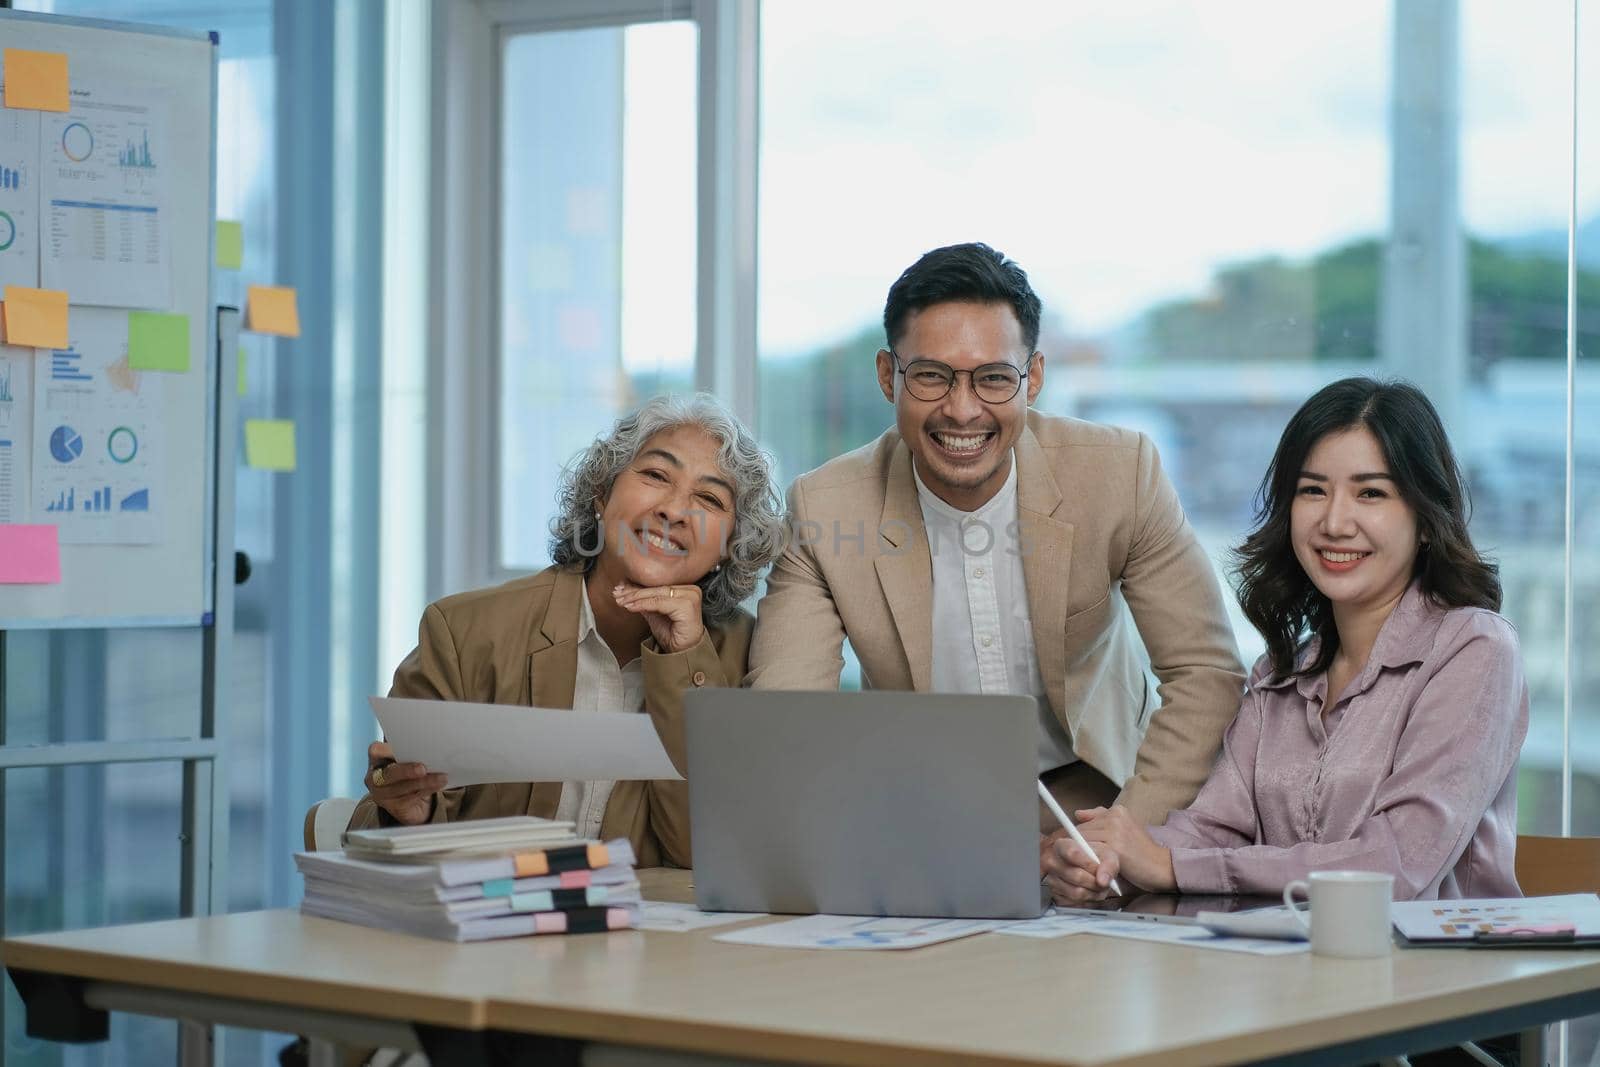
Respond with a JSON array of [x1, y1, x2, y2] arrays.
[[1515, 834, 1600, 896], [303, 796, 359, 851]]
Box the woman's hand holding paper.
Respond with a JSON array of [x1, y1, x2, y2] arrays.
[[365, 739, 448, 826]]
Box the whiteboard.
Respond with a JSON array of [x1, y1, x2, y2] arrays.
[[0, 11, 216, 628]]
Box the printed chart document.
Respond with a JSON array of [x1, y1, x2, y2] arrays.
[[713, 915, 1001, 951], [41, 81, 172, 309], [31, 308, 161, 544], [0, 108, 40, 290], [370, 695, 683, 787], [1392, 894, 1600, 942], [634, 902, 768, 933]]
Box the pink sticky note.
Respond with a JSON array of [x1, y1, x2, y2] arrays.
[[0, 524, 61, 584]]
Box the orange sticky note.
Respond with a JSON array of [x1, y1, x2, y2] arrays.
[[3, 49, 70, 112], [0, 525, 62, 584], [2, 287, 69, 349], [246, 285, 300, 337]]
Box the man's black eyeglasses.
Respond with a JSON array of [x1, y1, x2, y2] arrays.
[[889, 351, 1031, 404]]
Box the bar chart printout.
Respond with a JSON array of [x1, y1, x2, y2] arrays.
[[0, 437, 14, 523], [0, 347, 27, 522]]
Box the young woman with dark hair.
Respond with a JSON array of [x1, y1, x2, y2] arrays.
[[1042, 377, 1528, 902]]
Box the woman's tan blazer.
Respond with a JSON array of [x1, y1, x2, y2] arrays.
[[347, 564, 752, 868]]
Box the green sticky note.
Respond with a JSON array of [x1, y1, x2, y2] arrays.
[[237, 347, 247, 396], [216, 220, 243, 269], [127, 311, 190, 372], [245, 419, 296, 471]]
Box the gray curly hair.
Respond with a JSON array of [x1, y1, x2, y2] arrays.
[[549, 393, 787, 622]]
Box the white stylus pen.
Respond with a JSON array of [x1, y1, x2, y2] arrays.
[[1037, 779, 1125, 896]]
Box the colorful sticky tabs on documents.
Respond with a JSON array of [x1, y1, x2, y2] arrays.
[[2, 287, 69, 349], [246, 285, 300, 337], [127, 311, 190, 372], [244, 419, 296, 471], [3, 49, 70, 112], [215, 220, 243, 269], [0, 525, 62, 584], [237, 347, 247, 396]]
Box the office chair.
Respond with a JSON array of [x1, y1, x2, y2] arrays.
[[302, 796, 359, 851]]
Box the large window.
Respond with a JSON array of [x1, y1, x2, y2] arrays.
[[496, 20, 697, 573], [757, 0, 1590, 833]]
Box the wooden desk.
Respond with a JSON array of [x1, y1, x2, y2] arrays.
[[6, 870, 1600, 1067]]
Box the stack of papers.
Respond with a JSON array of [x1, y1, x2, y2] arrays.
[[298, 819, 642, 941], [340, 814, 579, 860]]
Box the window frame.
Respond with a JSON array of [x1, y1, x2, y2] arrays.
[[429, 0, 755, 596]]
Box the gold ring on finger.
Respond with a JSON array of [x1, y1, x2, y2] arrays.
[[668, 587, 676, 598], [372, 765, 387, 787]]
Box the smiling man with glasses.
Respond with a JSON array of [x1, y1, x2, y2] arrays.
[[747, 241, 1246, 851]]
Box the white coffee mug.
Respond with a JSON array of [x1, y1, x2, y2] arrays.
[[1283, 870, 1394, 958]]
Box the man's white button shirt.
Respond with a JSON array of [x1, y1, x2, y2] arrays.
[[913, 457, 1077, 773]]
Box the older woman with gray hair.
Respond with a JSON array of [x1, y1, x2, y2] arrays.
[[349, 393, 786, 867]]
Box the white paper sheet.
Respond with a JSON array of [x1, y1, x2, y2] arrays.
[[634, 902, 768, 932], [369, 695, 684, 786], [713, 914, 1001, 951], [991, 911, 1096, 939], [994, 910, 1308, 955]]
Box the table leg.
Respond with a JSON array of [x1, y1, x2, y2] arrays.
[[414, 1025, 583, 1067], [6, 969, 108, 1042], [306, 1037, 343, 1067], [178, 1019, 213, 1067], [1520, 1025, 1546, 1067]]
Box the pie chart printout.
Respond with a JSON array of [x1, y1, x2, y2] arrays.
[[49, 425, 83, 464]]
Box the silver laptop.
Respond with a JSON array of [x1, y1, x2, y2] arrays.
[[684, 690, 1045, 919]]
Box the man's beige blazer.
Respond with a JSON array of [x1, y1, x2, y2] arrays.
[[746, 410, 1245, 825], [348, 565, 752, 867]]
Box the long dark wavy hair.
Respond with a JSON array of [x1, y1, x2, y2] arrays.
[[1234, 377, 1501, 680]]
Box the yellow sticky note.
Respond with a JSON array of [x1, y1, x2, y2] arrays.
[[215, 221, 243, 269], [246, 285, 300, 337], [127, 311, 190, 372], [244, 419, 296, 471], [3, 49, 69, 112], [2, 286, 69, 349], [237, 347, 247, 397]]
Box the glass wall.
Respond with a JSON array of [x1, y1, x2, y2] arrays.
[[758, 0, 1589, 821], [496, 21, 698, 573]]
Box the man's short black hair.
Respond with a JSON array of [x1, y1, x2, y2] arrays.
[[882, 242, 1042, 353]]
